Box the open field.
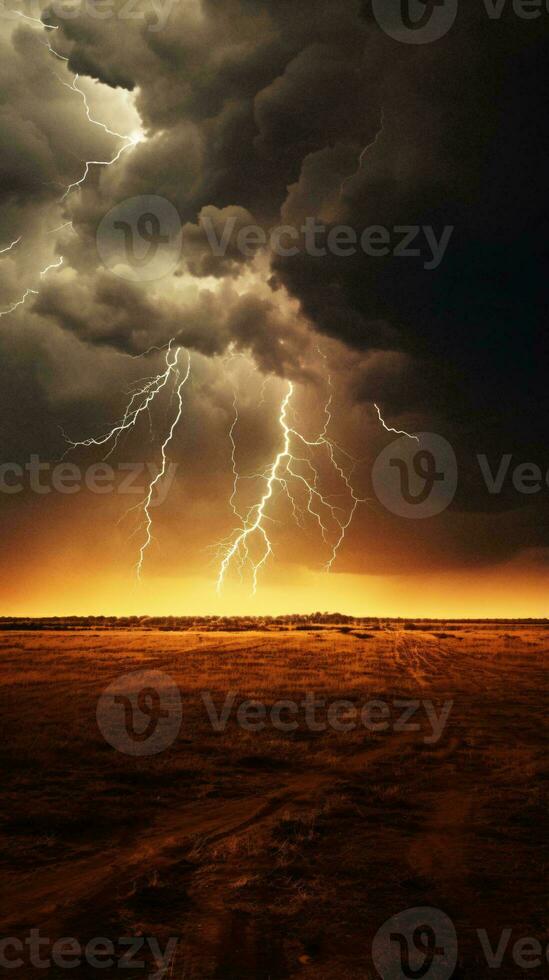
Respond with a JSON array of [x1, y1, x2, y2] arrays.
[[0, 624, 547, 978]]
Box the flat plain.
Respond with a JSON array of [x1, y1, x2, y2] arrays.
[[0, 624, 546, 978]]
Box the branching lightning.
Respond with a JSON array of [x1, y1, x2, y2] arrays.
[[64, 341, 191, 578], [2, 13, 418, 596], [374, 403, 419, 443], [59, 138, 138, 202], [216, 372, 366, 594], [135, 350, 191, 579], [54, 65, 140, 202], [57, 73, 135, 142], [5, 8, 52, 28], [0, 8, 140, 320], [0, 256, 64, 318], [64, 340, 179, 460]]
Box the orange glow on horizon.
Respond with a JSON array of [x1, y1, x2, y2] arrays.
[[2, 562, 548, 619]]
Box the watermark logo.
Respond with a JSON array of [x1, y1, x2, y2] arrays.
[[372, 433, 457, 518], [96, 195, 181, 282], [202, 692, 453, 744], [372, 907, 458, 980], [0, 0, 177, 32], [200, 215, 453, 269], [97, 670, 182, 756], [0, 457, 177, 502], [373, 909, 548, 975], [0, 929, 178, 977], [96, 202, 454, 272], [371, 0, 548, 43], [371, 0, 458, 43]]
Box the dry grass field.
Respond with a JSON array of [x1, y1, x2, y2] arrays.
[[0, 624, 546, 978]]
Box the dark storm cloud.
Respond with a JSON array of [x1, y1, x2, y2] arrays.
[[34, 271, 226, 352], [44, 0, 378, 219], [1, 0, 548, 574], [180, 206, 257, 278], [271, 7, 549, 524], [0, 23, 122, 209], [33, 265, 316, 379]]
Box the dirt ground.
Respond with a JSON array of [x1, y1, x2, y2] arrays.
[[0, 625, 546, 978]]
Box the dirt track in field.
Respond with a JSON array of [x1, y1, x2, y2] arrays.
[[0, 625, 546, 977]]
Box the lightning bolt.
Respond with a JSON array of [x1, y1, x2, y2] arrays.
[[0, 237, 22, 256], [0, 257, 64, 318], [374, 403, 419, 443], [222, 351, 260, 525], [340, 108, 385, 197], [216, 372, 366, 594], [57, 73, 135, 143], [64, 341, 191, 578], [39, 256, 64, 277], [46, 221, 73, 236], [59, 139, 138, 202], [228, 390, 242, 521], [49, 56, 141, 202], [63, 339, 179, 460], [135, 349, 191, 579], [258, 375, 270, 407], [0, 9, 140, 319], [4, 8, 53, 28], [0, 288, 39, 318], [1, 11, 415, 603], [216, 382, 292, 595], [54, 61, 140, 202]]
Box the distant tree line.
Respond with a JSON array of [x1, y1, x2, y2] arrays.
[[0, 614, 547, 631]]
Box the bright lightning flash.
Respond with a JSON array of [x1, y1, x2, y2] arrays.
[[216, 376, 366, 594], [0, 237, 22, 256], [54, 68, 141, 201], [0, 257, 64, 318], [374, 403, 419, 443], [64, 342, 191, 578], [0, 288, 39, 318], [10, 10, 143, 197], [135, 350, 190, 579], [3, 10, 416, 601], [0, 9, 141, 319]]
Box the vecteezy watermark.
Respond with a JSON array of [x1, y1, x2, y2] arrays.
[[372, 907, 548, 978], [0, 0, 178, 32], [372, 907, 458, 980], [201, 692, 453, 744], [0, 930, 178, 976], [372, 433, 458, 519], [96, 196, 454, 281], [476, 454, 549, 495], [96, 673, 453, 755], [0, 457, 177, 503], [371, 0, 548, 45], [97, 670, 182, 756], [371, 0, 458, 44], [199, 216, 454, 270], [96, 196, 182, 282], [372, 433, 549, 520]]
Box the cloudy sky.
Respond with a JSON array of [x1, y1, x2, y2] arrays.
[[0, 0, 547, 616]]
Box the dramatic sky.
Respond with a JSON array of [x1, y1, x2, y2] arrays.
[[0, 0, 547, 616]]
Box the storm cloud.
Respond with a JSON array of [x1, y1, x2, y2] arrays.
[[0, 0, 548, 598]]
